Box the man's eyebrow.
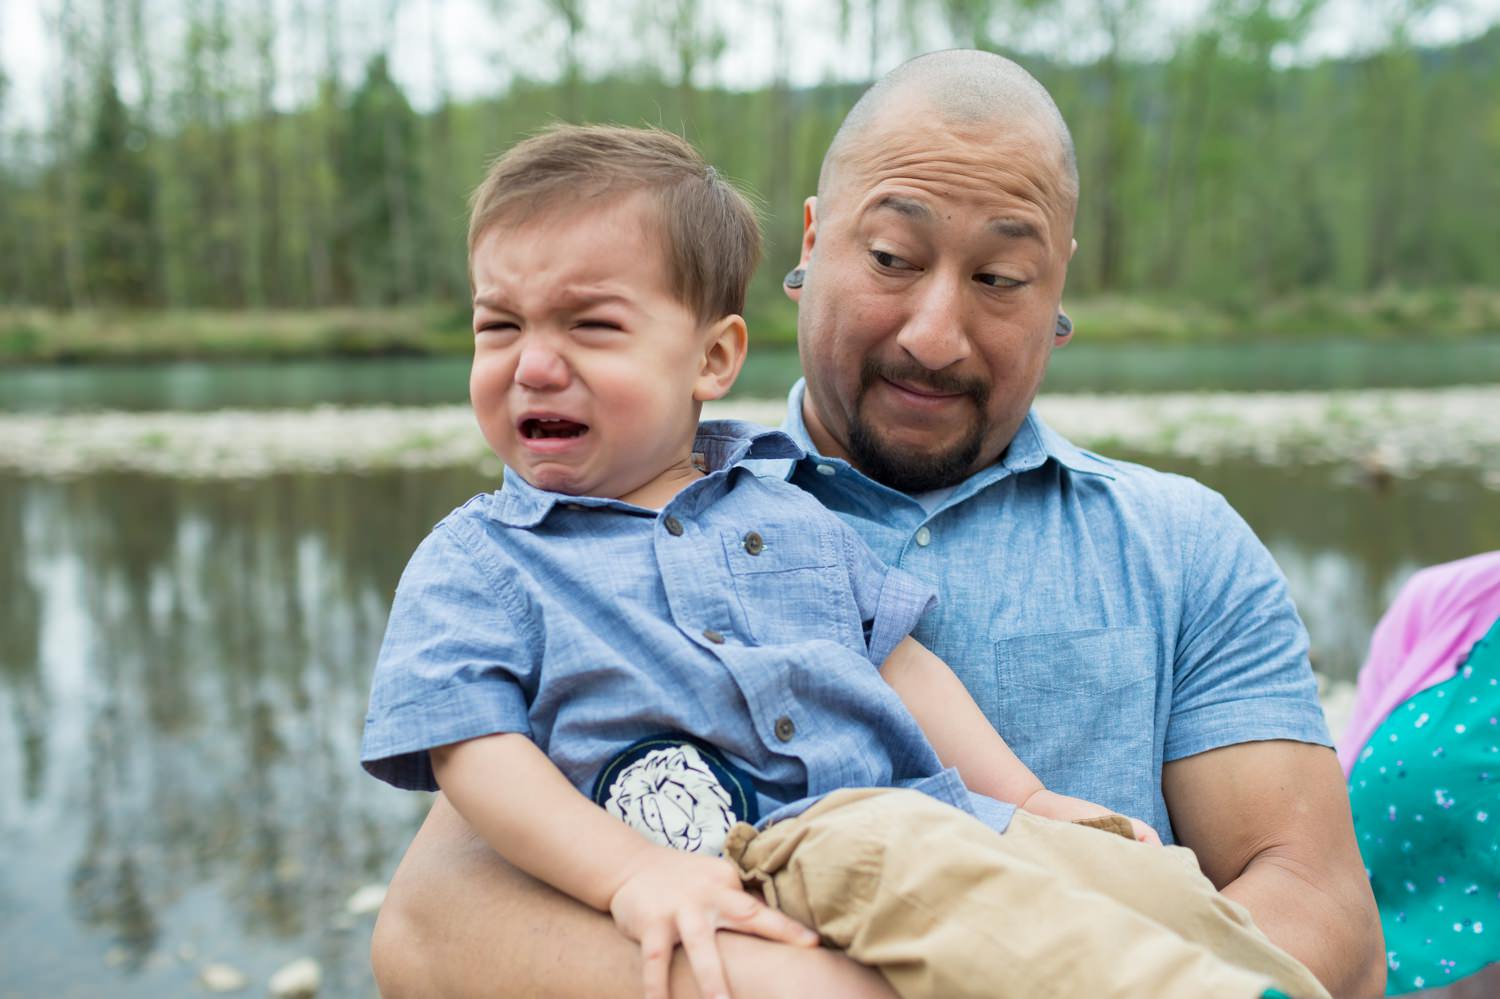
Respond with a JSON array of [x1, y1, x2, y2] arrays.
[[870, 195, 933, 221], [870, 197, 1042, 244], [988, 217, 1042, 242]]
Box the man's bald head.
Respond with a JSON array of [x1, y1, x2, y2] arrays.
[[818, 49, 1078, 213]]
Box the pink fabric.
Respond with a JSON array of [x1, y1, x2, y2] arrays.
[[1339, 551, 1500, 775]]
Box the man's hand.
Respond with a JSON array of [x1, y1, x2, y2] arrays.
[[1019, 787, 1163, 845], [1164, 740, 1385, 997], [608, 845, 820, 999]]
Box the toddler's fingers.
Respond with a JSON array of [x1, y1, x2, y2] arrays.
[[720, 893, 819, 947], [1132, 819, 1163, 846], [677, 908, 732, 999], [639, 925, 674, 999]]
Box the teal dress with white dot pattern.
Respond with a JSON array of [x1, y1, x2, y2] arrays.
[[1349, 617, 1500, 994]]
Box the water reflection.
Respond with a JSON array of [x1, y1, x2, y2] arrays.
[[1, 461, 1496, 994], [1148, 457, 1500, 680], [0, 469, 483, 996]]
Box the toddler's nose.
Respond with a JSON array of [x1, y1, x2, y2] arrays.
[[514, 339, 571, 390]]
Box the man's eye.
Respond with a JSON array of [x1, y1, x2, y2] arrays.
[[475, 321, 517, 334], [871, 250, 911, 270], [975, 273, 1023, 289], [578, 319, 623, 331]]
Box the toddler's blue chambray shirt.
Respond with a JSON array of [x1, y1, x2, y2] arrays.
[[756, 380, 1333, 843], [361, 421, 1017, 846]]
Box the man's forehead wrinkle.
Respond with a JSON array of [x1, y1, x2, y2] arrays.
[[820, 50, 1079, 214], [855, 142, 1060, 218]]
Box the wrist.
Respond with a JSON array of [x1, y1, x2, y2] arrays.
[[602, 838, 667, 913], [1017, 786, 1051, 812]]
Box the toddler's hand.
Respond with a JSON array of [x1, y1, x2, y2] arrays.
[[608, 845, 819, 999], [1125, 816, 1163, 846]]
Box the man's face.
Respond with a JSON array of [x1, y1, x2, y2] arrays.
[[791, 107, 1076, 491]]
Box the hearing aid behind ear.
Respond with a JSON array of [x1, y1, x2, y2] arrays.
[[1055, 311, 1073, 337], [783, 267, 805, 289]]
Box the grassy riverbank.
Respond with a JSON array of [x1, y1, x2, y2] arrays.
[[4, 287, 1500, 364]]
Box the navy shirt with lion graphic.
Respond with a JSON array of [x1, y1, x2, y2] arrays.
[[360, 421, 1012, 853]]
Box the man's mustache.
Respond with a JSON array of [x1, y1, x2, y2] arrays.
[[859, 358, 989, 403]]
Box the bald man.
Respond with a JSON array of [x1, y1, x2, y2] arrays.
[[371, 52, 1383, 998]]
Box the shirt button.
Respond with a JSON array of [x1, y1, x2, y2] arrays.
[[774, 716, 796, 742], [743, 531, 764, 556], [915, 526, 932, 547], [664, 515, 684, 536], [702, 629, 726, 644], [815, 463, 836, 476]]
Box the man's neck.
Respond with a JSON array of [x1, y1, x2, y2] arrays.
[[798, 392, 852, 464]]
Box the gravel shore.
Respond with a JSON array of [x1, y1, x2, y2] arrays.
[[1, 386, 1497, 484]]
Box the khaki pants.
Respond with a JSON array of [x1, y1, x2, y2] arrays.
[[723, 788, 1329, 999]]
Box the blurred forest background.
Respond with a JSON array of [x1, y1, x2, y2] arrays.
[[1, 0, 1499, 361]]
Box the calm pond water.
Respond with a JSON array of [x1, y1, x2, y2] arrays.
[[2, 455, 1498, 996], [3, 335, 1500, 412]]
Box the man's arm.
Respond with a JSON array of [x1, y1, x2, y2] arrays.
[[1163, 740, 1385, 998], [370, 792, 899, 999]]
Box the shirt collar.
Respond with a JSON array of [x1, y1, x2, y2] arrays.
[[489, 421, 804, 528], [777, 377, 1116, 486]]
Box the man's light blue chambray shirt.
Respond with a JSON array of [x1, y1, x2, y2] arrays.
[[362, 421, 1017, 836], [755, 380, 1332, 843]]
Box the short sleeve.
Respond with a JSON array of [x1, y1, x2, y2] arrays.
[[361, 520, 537, 790], [838, 522, 937, 667], [1165, 486, 1333, 762]]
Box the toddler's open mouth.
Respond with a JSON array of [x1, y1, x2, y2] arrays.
[[520, 417, 589, 440]]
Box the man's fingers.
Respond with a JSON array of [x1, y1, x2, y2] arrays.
[[639, 926, 674, 999], [677, 909, 731, 999], [721, 894, 820, 947]]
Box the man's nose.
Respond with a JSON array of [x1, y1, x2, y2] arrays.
[[514, 336, 571, 389], [894, 275, 972, 370]]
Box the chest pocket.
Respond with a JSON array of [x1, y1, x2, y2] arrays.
[[984, 627, 1159, 820], [723, 522, 855, 648]]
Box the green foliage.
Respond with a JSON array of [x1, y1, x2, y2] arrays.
[[80, 71, 157, 304], [2, 287, 1496, 366], [2, 0, 1497, 339]]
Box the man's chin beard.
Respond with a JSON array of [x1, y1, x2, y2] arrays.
[[846, 412, 985, 493]]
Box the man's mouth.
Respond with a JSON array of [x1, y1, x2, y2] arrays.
[[883, 377, 964, 400], [860, 357, 987, 407], [520, 417, 589, 440]]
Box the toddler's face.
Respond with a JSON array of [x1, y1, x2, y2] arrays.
[[469, 195, 722, 500]]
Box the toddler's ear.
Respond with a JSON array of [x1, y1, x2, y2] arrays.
[[692, 315, 748, 403]]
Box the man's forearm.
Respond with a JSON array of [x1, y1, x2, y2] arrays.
[[1222, 849, 1386, 998], [1163, 742, 1386, 999]]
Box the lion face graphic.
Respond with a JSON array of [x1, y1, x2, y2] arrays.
[[603, 744, 736, 855]]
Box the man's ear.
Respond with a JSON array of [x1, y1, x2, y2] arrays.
[[693, 314, 748, 402], [1069, 237, 1078, 261], [784, 196, 818, 303]]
